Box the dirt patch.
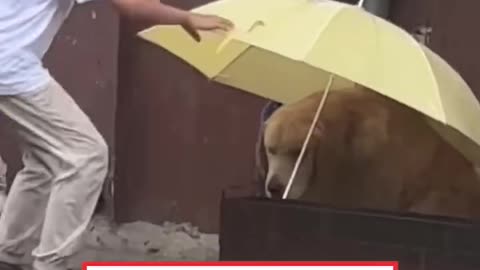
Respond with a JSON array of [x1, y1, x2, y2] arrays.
[[68, 215, 219, 268]]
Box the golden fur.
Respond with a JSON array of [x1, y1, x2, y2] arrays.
[[257, 85, 480, 219]]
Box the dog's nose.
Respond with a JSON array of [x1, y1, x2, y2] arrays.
[[267, 177, 285, 199]]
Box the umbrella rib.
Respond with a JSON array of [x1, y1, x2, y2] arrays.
[[417, 44, 446, 123], [212, 43, 252, 82], [301, 3, 343, 61]]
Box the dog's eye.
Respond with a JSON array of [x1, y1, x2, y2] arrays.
[[288, 149, 302, 157], [266, 147, 276, 155]]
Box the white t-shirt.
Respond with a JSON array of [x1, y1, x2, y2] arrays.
[[0, 0, 94, 96]]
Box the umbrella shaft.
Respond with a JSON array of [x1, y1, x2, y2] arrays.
[[282, 74, 335, 199]]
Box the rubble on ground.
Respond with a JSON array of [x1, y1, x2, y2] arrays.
[[68, 215, 219, 268]]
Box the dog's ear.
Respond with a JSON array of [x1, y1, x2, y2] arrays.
[[254, 123, 269, 196]]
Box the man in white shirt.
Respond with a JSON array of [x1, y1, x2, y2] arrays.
[[0, 1, 233, 270]]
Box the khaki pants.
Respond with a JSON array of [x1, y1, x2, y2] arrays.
[[0, 156, 7, 212], [0, 79, 108, 270]]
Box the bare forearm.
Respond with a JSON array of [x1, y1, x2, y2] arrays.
[[111, 0, 191, 25]]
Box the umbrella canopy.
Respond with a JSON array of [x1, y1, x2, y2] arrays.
[[138, 0, 480, 165]]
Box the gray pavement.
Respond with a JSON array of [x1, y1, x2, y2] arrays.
[[67, 215, 219, 269]]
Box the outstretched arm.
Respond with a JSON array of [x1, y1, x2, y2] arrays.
[[110, 0, 233, 41]]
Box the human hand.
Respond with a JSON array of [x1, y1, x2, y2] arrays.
[[182, 13, 234, 42]]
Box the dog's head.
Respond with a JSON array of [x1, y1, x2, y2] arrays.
[[262, 105, 324, 200], [259, 87, 379, 201]]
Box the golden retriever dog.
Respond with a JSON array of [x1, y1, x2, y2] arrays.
[[256, 85, 480, 220]]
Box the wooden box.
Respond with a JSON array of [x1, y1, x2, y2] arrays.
[[219, 195, 480, 270]]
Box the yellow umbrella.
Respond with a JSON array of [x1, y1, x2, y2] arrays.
[[137, 0, 480, 167]]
